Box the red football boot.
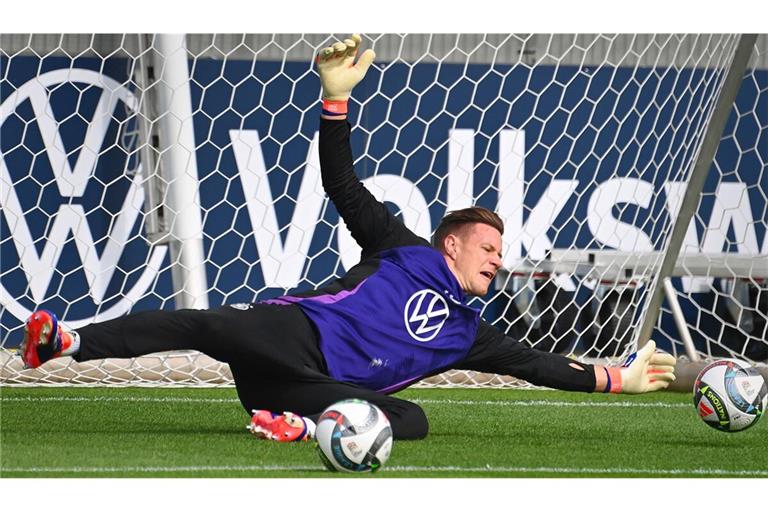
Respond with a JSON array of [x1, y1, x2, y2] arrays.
[[247, 410, 316, 442], [20, 310, 76, 369]]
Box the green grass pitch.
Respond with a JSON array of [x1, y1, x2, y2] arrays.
[[1, 386, 766, 478]]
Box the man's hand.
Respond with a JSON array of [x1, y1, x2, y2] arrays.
[[317, 34, 375, 117], [597, 340, 677, 394]]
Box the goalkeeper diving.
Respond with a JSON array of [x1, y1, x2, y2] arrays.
[[20, 34, 677, 442]]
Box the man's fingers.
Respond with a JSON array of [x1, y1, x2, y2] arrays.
[[650, 352, 677, 367], [649, 365, 675, 375], [633, 340, 656, 364], [316, 34, 372, 101], [317, 46, 334, 62], [345, 34, 363, 58], [343, 38, 358, 57], [355, 49, 376, 74], [317, 36, 363, 64], [317, 41, 348, 63], [648, 370, 676, 382], [634, 341, 678, 367], [333, 41, 347, 56], [646, 380, 671, 392], [317, 34, 376, 74], [640, 340, 656, 357]]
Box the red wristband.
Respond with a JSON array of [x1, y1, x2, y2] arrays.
[[604, 367, 623, 393], [322, 99, 348, 116]]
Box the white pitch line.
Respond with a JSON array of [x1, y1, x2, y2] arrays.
[[2, 464, 766, 477], [0, 396, 690, 408], [414, 398, 689, 408], [0, 396, 240, 403]]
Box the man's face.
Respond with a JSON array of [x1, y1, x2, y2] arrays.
[[444, 223, 503, 296]]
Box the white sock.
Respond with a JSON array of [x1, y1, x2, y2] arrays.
[[303, 417, 317, 439], [60, 330, 80, 356]]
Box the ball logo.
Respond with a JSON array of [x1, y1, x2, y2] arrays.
[[403, 289, 449, 342], [0, 68, 167, 328]]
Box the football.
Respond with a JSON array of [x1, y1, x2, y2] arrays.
[[693, 359, 768, 432], [315, 399, 393, 473]]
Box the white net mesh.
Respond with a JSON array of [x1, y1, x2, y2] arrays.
[[1, 34, 765, 387], [655, 40, 768, 363]]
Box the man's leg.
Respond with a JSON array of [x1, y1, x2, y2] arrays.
[[74, 309, 222, 362], [231, 364, 429, 440], [20, 308, 232, 369], [76, 303, 322, 366], [23, 303, 322, 373]]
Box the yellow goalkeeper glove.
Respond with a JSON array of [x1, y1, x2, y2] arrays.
[[601, 340, 677, 394], [316, 34, 375, 117]]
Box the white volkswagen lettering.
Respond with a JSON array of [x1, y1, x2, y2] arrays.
[[0, 69, 166, 327], [230, 129, 326, 288]]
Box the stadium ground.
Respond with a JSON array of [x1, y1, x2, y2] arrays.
[[1, 386, 766, 478]]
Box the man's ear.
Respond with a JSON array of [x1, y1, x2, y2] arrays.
[[443, 233, 459, 260]]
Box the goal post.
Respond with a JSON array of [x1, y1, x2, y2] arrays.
[[635, 34, 758, 350], [1, 33, 766, 387], [143, 34, 209, 312]]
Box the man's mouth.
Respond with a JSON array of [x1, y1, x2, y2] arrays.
[[480, 271, 494, 281]]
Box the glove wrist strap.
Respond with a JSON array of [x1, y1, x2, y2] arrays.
[[604, 367, 623, 393], [322, 99, 348, 117]]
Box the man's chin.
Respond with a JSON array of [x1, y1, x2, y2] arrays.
[[467, 285, 489, 297]]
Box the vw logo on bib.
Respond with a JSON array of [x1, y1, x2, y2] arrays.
[[403, 289, 450, 342]]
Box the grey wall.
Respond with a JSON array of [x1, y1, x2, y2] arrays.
[[2, 33, 766, 68]]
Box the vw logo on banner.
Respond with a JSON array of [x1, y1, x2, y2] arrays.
[[0, 66, 167, 329], [403, 289, 450, 342]]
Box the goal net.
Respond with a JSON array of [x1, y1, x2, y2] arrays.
[[1, 34, 765, 387]]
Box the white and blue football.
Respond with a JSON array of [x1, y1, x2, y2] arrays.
[[694, 359, 767, 432], [315, 399, 393, 473]]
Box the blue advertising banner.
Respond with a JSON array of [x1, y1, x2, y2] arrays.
[[1, 54, 766, 351]]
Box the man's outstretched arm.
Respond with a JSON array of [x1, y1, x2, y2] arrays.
[[316, 35, 425, 255], [457, 321, 677, 394]]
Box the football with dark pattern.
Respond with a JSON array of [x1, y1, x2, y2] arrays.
[[694, 359, 768, 433], [315, 399, 393, 473]]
